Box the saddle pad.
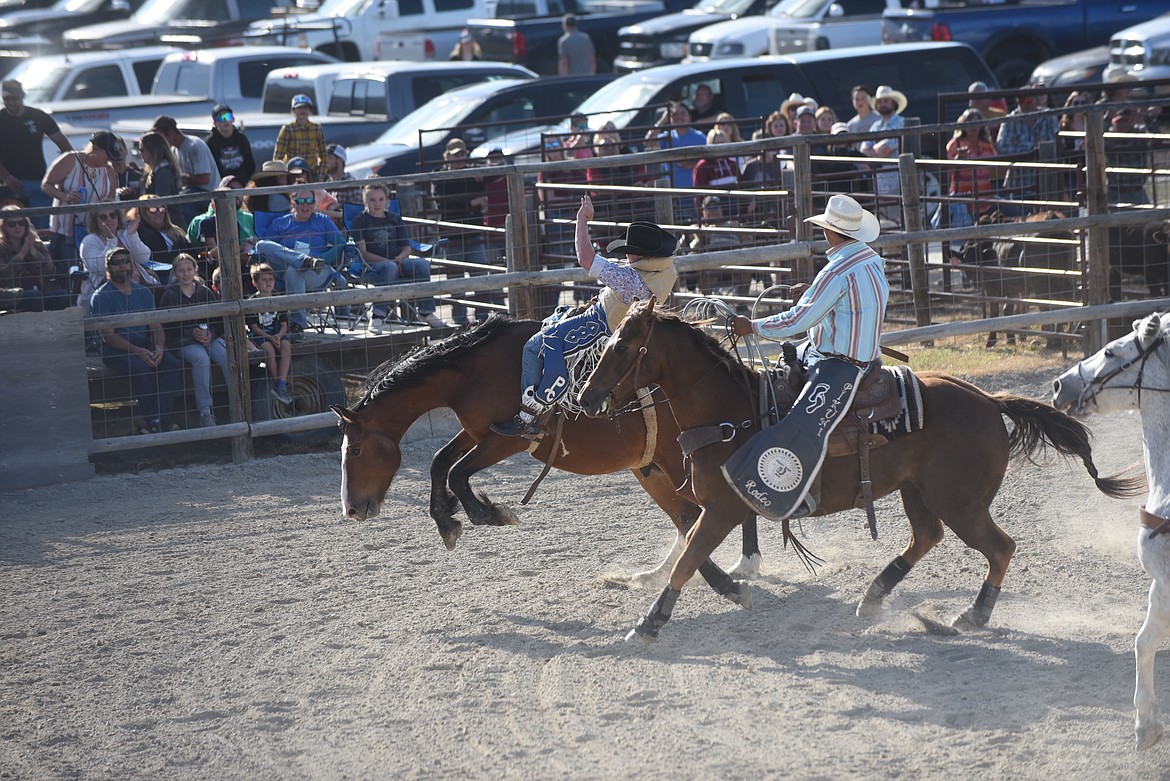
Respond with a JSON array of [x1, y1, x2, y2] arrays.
[[867, 365, 924, 439]]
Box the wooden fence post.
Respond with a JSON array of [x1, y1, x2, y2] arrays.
[[505, 170, 535, 319], [899, 153, 932, 330], [1083, 110, 1110, 354], [792, 140, 815, 283], [214, 192, 253, 463]]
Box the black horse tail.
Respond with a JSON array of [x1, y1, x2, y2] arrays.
[[994, 394, 1146, 499]]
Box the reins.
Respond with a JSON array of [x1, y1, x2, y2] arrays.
[[1077, 331, 1170, 411]]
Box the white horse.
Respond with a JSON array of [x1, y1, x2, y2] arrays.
[[1053, 311, 1168, 750]]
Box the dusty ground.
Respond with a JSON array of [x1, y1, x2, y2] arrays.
[[2, 368, 1168, 780]]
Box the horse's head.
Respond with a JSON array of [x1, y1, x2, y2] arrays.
[[1053, 313, 1168, 416], [579, 297, 661, 418], [332, 404, 402, 521]]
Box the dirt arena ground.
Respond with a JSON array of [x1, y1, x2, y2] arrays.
[[3, 368, 1168, 780]]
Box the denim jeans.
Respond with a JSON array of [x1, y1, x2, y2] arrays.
[[255, 240, 349, 329], [102, 348, 182, 427], [179, 339, 229, 414], [363, 257, 435, 319]]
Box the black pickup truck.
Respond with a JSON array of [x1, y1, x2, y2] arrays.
[[468, 0, 691, 75]]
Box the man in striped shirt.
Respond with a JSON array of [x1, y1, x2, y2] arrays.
[[724, 194, 888, 520]]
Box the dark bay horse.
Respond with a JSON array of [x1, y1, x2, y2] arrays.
[[330, 314, 761, 588], [579, 298, 1142, 642]]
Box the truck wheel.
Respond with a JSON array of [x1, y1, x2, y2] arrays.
[[991, 56, 1039, 88], [251, 355, 347, 444]]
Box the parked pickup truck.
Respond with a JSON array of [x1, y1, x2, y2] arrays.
[[613, 0, 776, 72], [2, 46, 179, 103], [467, 0, 685, 76], [37, 46, 337, 130], [686, 0, 916, 63], [62, 0, 295, 51], [881, 0, 1170, 88], [115, 60, 539, 163], [244, 0, 491, 64]]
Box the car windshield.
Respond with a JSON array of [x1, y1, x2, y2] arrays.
[[767, 0, 825, 19], [694, 0, 758, 15], [135, 0, 211, 24], [313, 0, 374, 17], [4, 64, 70, 103], [374, 94, 484, 147], [569, 77, 667, 129]]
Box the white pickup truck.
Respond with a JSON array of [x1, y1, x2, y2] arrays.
[[244, 0, 492, 64], [686, 0, 920, 62]]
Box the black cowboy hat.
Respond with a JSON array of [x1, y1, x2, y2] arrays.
[[606, 222, 678, 257]]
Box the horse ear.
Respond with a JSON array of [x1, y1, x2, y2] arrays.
[[1139, 314, 1161, 347], [331, 405, 357, 425], [646, 295, 657, 314]]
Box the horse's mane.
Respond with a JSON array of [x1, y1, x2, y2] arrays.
[[355, 314, 522, 410], [648, 307, 758, 384]]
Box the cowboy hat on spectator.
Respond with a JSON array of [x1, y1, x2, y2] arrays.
[[873, 85, 908, 115]]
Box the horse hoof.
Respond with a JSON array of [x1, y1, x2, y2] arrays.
[[856, 596, 883, 619], [728, 553, 762, 581], [494, 504, 520, 526], [729, 580, 752, 609], [951, 608, 988, 631], [439, 523, 463, 551], [625, 625, 657, 644], [1136, 720, 1164, 751]]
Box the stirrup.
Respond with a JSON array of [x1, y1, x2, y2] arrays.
[[489, 413, 541, 438]]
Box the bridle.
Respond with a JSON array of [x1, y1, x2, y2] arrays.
[[1076, 329, 1170, 411]]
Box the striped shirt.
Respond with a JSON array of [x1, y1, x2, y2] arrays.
[[753, 239, 888, 362]]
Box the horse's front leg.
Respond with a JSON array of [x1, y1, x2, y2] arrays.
[[447, 434, 529, 527], [628, 502, 747, 643], [430, 431, 476, 550], [1135, 571, 1170, 750]]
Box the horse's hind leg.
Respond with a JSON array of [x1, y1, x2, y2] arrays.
[[941, 504, 1016, 630], [1135, 569, 1170, 750], [858, 486, 944, 618]]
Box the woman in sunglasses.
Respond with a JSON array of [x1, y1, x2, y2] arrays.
[[78, 206, 155, 312], [131, 194, 195, 268], [205, 104, 255, 186], [0, 205, 68, 312]]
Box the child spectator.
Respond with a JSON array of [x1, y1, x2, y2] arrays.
[[273, 95, 326, 181], [246, 262, 293, 404]]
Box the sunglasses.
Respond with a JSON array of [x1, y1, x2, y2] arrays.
[[293, 197, 315, 205], [107, 258, 131, 267], [97, 212, 118, 221], [144, 206, 166, 215], [216, 112, 234, 123]]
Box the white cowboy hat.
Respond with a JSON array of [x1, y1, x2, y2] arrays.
[[873, 85, 908, 115], [780, 92, 816, 116], [804, 194, 880, 243]]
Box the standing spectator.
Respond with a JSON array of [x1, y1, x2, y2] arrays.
[[0, 78, 71, 222], [139, 130, 183, 225], [937, 108, 997, 267], [558, 13, 596, 75], [205, 104, 255, 186], [1107, 106, 1152, 206], [273, 94, 326, 182], [859, 84, 907, 222], [91, 246, 182, 435], [431, 137, 488, 324], [159, 252, 227, 428], [450, 30, 482, 61], [659, 101, 707, 224], [151, 115, 217, 226], [691, 84, 721, 126], [112, 136, 143, 201], [967, 81, 1006, 126], [253, 187, 349, 333], [996, 89, 1059, 212], [78, 205, 157, 313], [1059, 91, 1091, 153], [323, 144, 362, 210], [245, 262, 293, 404], [350, 182, 444, 332], [845, 84, 874, 136], [0, 205, 68, 312], [481, 146, 511, 270], [41, 131, 119, 270]]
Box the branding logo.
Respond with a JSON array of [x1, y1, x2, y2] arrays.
[[757, 447, 803, 493], [804, 382, 830, 414], [741, 479, 772, 507]]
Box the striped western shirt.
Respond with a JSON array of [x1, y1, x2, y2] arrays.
[[753, 239, 888, 362]]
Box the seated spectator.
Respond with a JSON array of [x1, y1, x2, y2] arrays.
[[792, 104, 818, 136], [764, 110, 790, 139], [350, 182, 444, 332], [245, 262, 293, 404], [780, 93, 817, 127], [41, 130, 119, 270], [189, 179, 257, 268], [0, 205, 68, 311], [132, 194, 195, 267], [90, 246, 182, 434], [253, 187, 349, 332], [815, 122, 864, 196], [159, 252, 227, 428], [244, 160, 293, 214], [79, 205, 156, 312], [815, 106, 838, 135], [323, 143, 362, 212], [691, 84, 721, 126], [692, 126, 741, 216]]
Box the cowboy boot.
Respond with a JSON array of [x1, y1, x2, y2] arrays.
[[489, 387, 544, 437]]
